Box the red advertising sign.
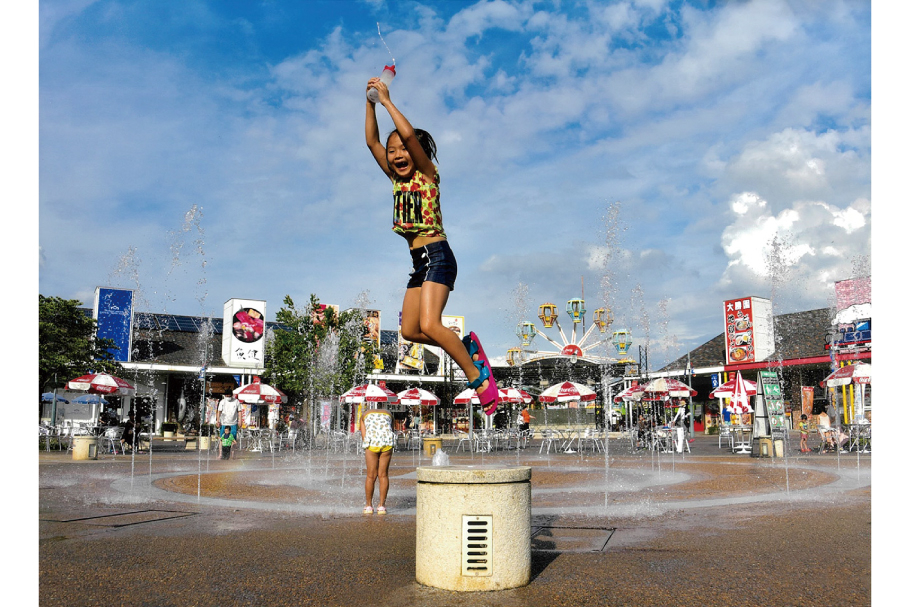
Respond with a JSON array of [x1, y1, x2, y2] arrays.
[[723, 298, 756, 364]]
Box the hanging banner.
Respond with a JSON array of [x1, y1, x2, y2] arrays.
[[801, 386, 814, 418], [320, 399, 332, 432], [94, 287, 134, 362], [222, 298, 267, 368]]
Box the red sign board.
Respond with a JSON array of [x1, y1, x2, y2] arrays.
[[723, 298, 756, 364]]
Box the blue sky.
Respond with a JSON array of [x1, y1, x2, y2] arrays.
[[36, 0, 875, 369]]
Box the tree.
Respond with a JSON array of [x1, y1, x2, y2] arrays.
[[264, 294, 377, 416], [39, 295, 123, 395]]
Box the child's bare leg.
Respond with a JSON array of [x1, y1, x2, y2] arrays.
[[377, 449, 392, 507], [400, 284, 491, 393], [364, 448, 379, 506]]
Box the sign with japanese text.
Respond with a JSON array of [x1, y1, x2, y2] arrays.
[[723, 296, 774, 365], [222, 298, 267, 368], [757, 370, 787, 438]]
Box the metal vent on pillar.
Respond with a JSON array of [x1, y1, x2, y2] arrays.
[[461, 515, 492, 576]]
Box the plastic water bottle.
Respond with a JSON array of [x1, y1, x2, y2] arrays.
[[367, 65, 396, 103]]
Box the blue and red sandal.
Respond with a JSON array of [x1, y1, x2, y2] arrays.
[[464, 332, 499, 415]]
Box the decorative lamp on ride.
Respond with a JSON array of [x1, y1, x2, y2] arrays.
[[566, 298, 586, 324], [506, 348, 522, 367], [517, 321, 537, 347], [593, 308, 613, 333], [612, 329, 633, 359], [538, 303, 559, 328]]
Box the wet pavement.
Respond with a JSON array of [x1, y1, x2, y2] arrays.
[[39, 435, 871, 606]]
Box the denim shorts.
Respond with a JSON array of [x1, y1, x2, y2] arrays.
[[407, 240, 457, 290]]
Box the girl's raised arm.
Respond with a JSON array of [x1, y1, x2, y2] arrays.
[[368, 79, 436, 181], [366, 78, 392, 178]]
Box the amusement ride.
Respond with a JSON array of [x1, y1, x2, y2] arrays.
[[505, 298, 638, 370]]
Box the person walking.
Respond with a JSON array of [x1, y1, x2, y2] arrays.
[[359, 403, 396, 515], [217, 393, 241, 442], [519, 407, 534, 432]]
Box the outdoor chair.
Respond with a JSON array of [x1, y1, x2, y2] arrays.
[[236, 428, 253, 451], [850, 424, 871, 453], [578, 428, 605, 454], [652, 428, 673, 453], [279, 429, 297, 452], [518, 428, 533, 449], [473, 430, 493, 453], [539, 429, 561, 454], [330, 430, 347, 453], [99, 426, 123, 456], [39, 425, 60, 452], [717, 425, 734, 450], [407, 430, 422, 451], [817, 426, 834, 453], [454, 429, 472, 452]]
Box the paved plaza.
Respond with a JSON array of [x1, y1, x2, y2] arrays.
[[38, 435, 872, 606]]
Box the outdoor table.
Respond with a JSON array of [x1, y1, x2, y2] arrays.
[[731, 425, 752, 453]]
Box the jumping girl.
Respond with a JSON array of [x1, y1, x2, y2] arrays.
[[365, 77, 499, 414]]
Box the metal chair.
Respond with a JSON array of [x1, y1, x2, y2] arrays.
[[473, 430, 493, 453], [99, 426, 123, 455], [579, 428, 603, 454], [717, 425, 734, 450], [454, 429, 472, 452], [407, 430, 422, 451], [538, 429, 561, 454]]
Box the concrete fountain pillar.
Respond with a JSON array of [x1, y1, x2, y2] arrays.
[[416, 465, 531, 591]]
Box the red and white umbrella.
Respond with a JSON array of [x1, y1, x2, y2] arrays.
[[397, 387, 440, 407], [639, 377, 697, 398], [538, 381, 597, 403], [234, 377, 288, 404], [67, 372, 136, 396], [820, 363, 872, 388], [709, 376, 757, 399], [340, 383, 399, 404], [497, 387, 531, 404], [453, 388, 480, 405], [728, 371, 753, 414], [613, 383, 645, 403]]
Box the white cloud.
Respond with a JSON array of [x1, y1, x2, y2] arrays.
[[37, 0, 871, 369]]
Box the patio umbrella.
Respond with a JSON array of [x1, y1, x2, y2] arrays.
[[67, 372, 136, 396], [728, 371, 753, 414], [397, 387, 440, 433], [820, 362, 871, 421], [41, 392, 69, 403], [453, 388, 480, 405], [498, 387, 529, 404], [234, 377, 288, 404], [819, 363, 872, 388], [613, 384, 644, 403], [340, 383, 399, 404], [71, 394, 109, 405], [397, 387, 440, 406], [709, 377, 757, 399], [638, 377, 697, 398], [538, 381, 597, 403]]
